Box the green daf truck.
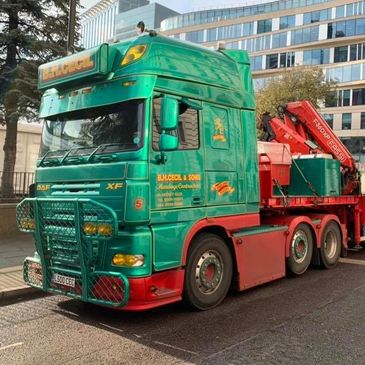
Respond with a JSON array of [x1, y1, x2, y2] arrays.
[[17, 32, 354, 311]]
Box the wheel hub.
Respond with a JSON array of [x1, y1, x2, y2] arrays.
[[292, 230, 308, 264], [324, 231, 337, 259], [195, 250, 223, 294]]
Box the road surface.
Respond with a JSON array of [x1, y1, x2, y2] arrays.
[[1, 250, 365, 364]]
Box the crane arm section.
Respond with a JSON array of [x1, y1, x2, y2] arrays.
[[283, 100, 356, 172]]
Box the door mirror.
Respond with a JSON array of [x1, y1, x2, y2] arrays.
[[161, 96, 179, 130], [159, 133, 179, 151]]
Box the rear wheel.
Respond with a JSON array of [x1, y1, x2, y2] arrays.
[[287, 223, 313, 276], [183, 233, 232, 310], [320, 221, 341, 269]]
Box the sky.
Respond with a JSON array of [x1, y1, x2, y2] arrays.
[[80, 0, 250, 13]]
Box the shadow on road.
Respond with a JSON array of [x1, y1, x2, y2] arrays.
[[50, 262, 365, 364]]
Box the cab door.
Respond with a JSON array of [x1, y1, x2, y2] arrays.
[[149, 96, 204, 270], [203, 103, 238, 207]]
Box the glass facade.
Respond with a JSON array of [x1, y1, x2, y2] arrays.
[[81, 0, 119, 49], [161, 0, 335, 31], [292, 26, 319, 45], [303, 48, 330, 65], [303, 8, 331, 24], [158, 0, 365, 137]]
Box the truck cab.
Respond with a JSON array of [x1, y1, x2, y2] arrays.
[[17, 34, 260, 310]]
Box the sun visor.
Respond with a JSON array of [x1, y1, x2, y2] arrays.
[[38, 44, 112, 91]]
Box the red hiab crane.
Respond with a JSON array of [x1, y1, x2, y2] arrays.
[[261, 100, 358, 195]]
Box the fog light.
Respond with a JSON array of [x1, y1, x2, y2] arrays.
[[19, 218, 36, 230], [83, 222, 97, 235], [98, 223, 113, 236], [112, 254, 144, 267]]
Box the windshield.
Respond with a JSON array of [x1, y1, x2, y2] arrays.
[[40, 99, 145, 158]]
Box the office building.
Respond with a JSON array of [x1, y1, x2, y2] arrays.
[[119, 0, 149, 13], [160, 0, 365, 158], [80, 0, 178, 47], [80, 0, 119, 49], [115, 2, 179, 41]]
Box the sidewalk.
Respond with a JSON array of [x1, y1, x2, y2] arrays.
[[0, 234, 38, 303]]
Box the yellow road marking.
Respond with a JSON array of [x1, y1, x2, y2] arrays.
[[339, 258, 365, 266]]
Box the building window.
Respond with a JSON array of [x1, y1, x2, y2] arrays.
[[257, 19, 272, 34], [334, 46, 348, 63], [279, 15, 295, 29], [303, 49, 329, 65], [272, 32, 287, 49], [325, 91, 337, 107], [353, 89, 365, 105], [347, 3, 354, 17], [185, 30, 204, 43], [361, 113, 365, 129], [343, 90, 351, 106], [327, 18, 365, 39], [266, 54, 278, 69], [323, 114, 334, 129], [342, 113, 352, 130], [242, 22, 253, 36], [251, 56, 263, 71], [303, 9, 330, 25], [207, 28, 217, 42], [326, 64, 363, 83], [336, 5, 345, 19], [292, 26, 319, 45]]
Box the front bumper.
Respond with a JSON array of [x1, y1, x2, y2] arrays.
[[24, 256, 130, 307], [18, 198, 130, 308], [23, 256, 184, 310]]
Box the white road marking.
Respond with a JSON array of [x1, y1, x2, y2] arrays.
[[0, 342, 23, 352], [154, 341, 198, 355], [339, 258, 365, 266], [98, 323, 125, 334]]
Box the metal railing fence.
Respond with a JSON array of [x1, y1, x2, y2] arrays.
[[0, 171, 35, 202]]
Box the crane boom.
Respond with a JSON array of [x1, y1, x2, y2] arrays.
[[261, 100, 358, 194]]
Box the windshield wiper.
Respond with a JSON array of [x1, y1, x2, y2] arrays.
[[40, 149, 69, 167], [87, 143, 134, 162]]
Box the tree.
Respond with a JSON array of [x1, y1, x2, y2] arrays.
[[255, 66, 337, 118], [0, 0, 78, 197]]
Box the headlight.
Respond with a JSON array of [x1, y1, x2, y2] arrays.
[[121, 45, 147, 66], [112, 254, 144, 267], [19, 218, 36, 230], [83, 222, 98, 235], [83, 222, 113, 236], [98, 223, 113, 236]]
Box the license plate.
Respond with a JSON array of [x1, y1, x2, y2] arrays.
[[52, 273, 75, 288]]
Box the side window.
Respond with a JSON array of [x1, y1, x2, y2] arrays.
[[152, 97, 199, 150]]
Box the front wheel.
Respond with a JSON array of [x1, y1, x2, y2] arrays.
[[286, 223, 313, 276], [183, 233, 233, 310], [320, 221, 341, 269]]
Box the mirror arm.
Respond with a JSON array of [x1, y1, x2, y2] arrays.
[[155, 151, 167, 164]]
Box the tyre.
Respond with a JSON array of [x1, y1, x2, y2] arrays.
[[287, 223, 313, 276], [320, 221, 341, 269], [183, 233, 233, 310]]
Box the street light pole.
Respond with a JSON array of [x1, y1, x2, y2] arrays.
[[67, 0, 77, 54]]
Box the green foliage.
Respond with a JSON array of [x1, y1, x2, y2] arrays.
[[255, 66, 337, 118], [0, 0, 80, 123], [0, 0, 80, 196]]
